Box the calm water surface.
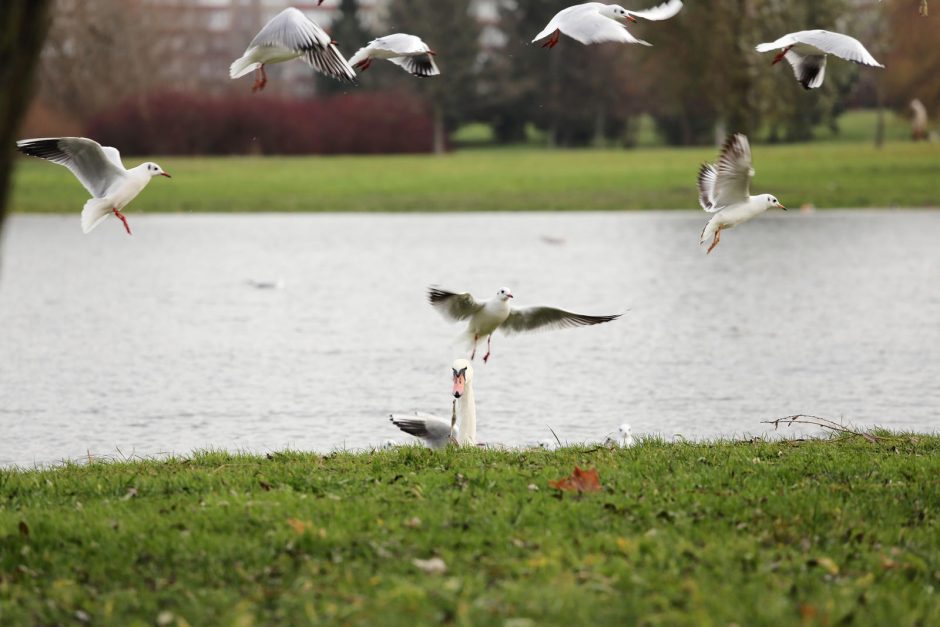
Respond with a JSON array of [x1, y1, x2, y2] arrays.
[[1, 211, 938, 466]]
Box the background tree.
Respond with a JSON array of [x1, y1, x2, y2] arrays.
[[1, 0, 53, 246], [385, 0, 482, 153]]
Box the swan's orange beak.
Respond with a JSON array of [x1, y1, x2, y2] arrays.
[[452, 371, 466, 398]]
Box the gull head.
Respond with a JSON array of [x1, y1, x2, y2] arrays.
[[601, 4, 638, 23], [762, 194, 786, 211], [144, 162, 172, 179], [496, 287, 514, 301], [619, 423, 632, 437], [452, 358, 473, 398]]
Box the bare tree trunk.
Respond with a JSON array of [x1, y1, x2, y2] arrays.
[[0, 1, 53, 249], [432, 103, 446, 155]]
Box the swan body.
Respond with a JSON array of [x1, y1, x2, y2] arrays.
[[390, 359, 476, 448]]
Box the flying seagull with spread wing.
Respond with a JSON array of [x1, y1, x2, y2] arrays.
[[755, 30, 882, 90], [428, 286, 621, 363], [697, 133, 786, 254], [16, 137, 171, 235], [532, 0, 684, 48]]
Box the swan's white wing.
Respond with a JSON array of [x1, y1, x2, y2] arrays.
[[16, 137, 127, 199], [784, 51, 827, 89], [249, 7, 330, 52], [428, 287, 485, 322], [697, 163, 719, 212], [787, 30, 883, 67], [389, 414, 452, 448], [628, 0, 684, 21], [389, 54, 440, 77], [712, 133, 753, 207], [501, 306, 620, 334]]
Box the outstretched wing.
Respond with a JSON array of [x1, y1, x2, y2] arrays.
[[784, 51, 827, 89], [697, 163, 719, 212], [501, 306, 620, 334], [249, 7, 329, 52], [712, 133, 754, 208], [628, 0, 684, 21], [534, 5, 651, 46], [428, 287, 484, 322], [789, 30, 883, 67], [389, 54, 440, 77], [16, 137, 127, 198]]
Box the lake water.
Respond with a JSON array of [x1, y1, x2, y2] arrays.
[[1, 211, 938, 467]]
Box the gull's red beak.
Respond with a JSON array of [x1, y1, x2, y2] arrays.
[[428, 49, 437, 56], [161, 172, 172, 178], [452, 372, 465, 398], [777, 202, 787, 211], [507, 293, 514, 298], [627, 15, 637, 23]]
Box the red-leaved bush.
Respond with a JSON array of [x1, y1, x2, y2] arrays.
[[86, 90, 435, 155]]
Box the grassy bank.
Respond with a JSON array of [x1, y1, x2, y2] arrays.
[[1, 435, 938, 625], [9, 141, 940, 214]]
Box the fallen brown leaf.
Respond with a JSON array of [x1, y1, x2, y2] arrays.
[[548, 466, 602, 493]]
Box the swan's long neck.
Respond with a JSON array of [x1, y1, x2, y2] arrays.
[[456, 384, 476, 446]]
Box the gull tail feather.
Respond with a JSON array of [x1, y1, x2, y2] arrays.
[[230, 56, 260, 79], [81, 198, 113, 234], [700, 217, 719, 246]]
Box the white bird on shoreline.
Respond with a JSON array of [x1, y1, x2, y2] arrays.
[[16, 137, 171, 235], [756, 30, 883, 90], [429, 286, 621, 363], [604, 423, 635, 447], [532, 0, 684, 48], [697, 133, 786, 254], [390, 359, 477, 448], [348, 34, 440, 77], [230, 7, 356, 91]]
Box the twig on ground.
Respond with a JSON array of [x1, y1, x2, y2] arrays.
[[548, 426, 562, 449], [762, 414, 885, 443]]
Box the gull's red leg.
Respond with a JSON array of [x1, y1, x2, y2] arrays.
[[707, 229, 721, 254], [482, 336, 493, 363], [772, 46, 792, 65], [113, 208, 132, 235]]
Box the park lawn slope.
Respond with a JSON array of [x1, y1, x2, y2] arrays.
[[1, 434, 938, 625], [9, 142, 940, 214]]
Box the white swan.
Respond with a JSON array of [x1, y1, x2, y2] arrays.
[[390, 359, 477, 448]]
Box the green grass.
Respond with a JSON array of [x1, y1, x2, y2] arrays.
[[1, 435, 938, 625], [10, 137, 940, 214]]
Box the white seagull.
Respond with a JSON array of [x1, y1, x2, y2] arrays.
[[429, 286, 621, 363], [16, 137, 171, 235], [697, 133, 786, 254], [390, 359, 477, 448], [348, 34, 440, 77], [532, 0, 684, 48], [604, 423, 635, 447], [230, 7, 356, 91], [756, 30, 883, 90]]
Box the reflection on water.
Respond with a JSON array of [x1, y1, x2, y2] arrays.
[[1, 211, 938, 466]]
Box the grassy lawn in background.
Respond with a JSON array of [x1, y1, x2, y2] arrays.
[[10, 139, 939, 214], [1, 435, 937, 625]]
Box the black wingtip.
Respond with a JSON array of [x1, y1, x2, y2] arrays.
[[15, 138, 61, 159]]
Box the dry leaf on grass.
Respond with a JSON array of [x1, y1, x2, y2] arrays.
[[548, 466, 602, 493]]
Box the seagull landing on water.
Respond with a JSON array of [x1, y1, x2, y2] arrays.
[[756, 30, 883, 90], [16, 137, 171, 235], [532, 0, 683, 48], [230, 7, 356, 92], [348, 34, 440, 77], [697, 134, 786, 254], [428, 286, 621, 363]]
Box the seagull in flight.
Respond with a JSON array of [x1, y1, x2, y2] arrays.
[[532, 0, 684, 48], [230, 7, 356, 91], [348, 34, 440, 77], [428, 286, 621, 363], [16, 137, 171, 235], [697, 133, 786, 254], [756, 30, 883, 90]]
